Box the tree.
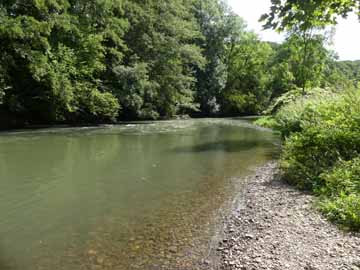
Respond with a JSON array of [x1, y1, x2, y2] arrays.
[[333, 60, 360, 87], [192, 0, 247, 115], [261, 1, 345, 94], [0, 0, 126, 123], [281, 33, 329, 91], [222, 33, 274, 115], [117, 0, 205, 119], [261, 0, 360, 32], [2, 0, 357, 127]]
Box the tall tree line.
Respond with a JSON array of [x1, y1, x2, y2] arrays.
[[0, 0, 236, 126], [0, 0, 358, 128]]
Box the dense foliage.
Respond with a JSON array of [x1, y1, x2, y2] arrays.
[[1, 0, 358, 128], [254, 0, 360, 231], [262, 0, 360, 31], [333, 60, 360, 87], [319, 158, 360, 230], [256, 88, 360, 230], [0, 0, 127, 125]]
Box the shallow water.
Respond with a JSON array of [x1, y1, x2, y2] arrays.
[[0, 118, 279, 270]]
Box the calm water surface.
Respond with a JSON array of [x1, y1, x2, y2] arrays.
[[0, 118, 279, 270]]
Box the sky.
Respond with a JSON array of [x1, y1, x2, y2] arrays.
[[227, 0, 360, 61]]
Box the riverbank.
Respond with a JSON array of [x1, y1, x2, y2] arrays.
[[218, 162, 360, 270], [0, 116, 261, 132]]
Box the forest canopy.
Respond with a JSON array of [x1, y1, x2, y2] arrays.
[[0, 0, 359, 128]]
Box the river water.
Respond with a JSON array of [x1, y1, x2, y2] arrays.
[[0, 118, 279, 270]]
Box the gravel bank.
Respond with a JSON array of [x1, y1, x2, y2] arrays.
[[218, 162, 360, 270]]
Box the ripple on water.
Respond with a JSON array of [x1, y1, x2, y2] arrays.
[[0, 118, 280, 270]]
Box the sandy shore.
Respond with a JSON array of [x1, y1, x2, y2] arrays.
[[218, 162, 360, 270]]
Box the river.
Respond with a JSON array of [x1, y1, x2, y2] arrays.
[[0, 118, 279, 270]]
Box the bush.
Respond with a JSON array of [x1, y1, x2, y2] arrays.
[[257, 88, 338, 137], [253, 116, 279, 129], [281, 125, 360, 189], [262, 87, 360, 231], [319, 158, 360, 231], [74, 83, 120, 123], [280, 89, 360, 189], [91, 91, 121, 122], [264, 87, 332, 115], [224, 93, 260, 115], [320, 157, 360, 197], [319, 194, 360, 230]]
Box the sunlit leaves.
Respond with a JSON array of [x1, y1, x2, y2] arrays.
[[0, 0, 127, 122], [262, 0, 360, 32], [223, 33, 274, 115]]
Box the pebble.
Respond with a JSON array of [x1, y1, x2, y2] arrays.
[[244, 234, 255, 240], [218, 162, 360, 270]]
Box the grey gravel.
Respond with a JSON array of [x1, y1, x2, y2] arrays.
[[219, 162, 360, 270]]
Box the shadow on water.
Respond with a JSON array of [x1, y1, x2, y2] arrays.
[[0, 259, 11, 270], [172, 139, 274, 153], [0, 247, 13, 270]]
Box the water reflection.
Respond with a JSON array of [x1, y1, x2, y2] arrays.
[[0, 247, 12, 270], [0, 119, 280, 270], [173, 140, 274, 153]]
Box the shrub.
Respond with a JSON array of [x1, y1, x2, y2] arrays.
[[319, 193, 360, 231], [74, 83, 120, 123], [253, 116, 279, 129], [264, 87, 332, 115], [91, 91, 121, 122], [257, 88, 338, 137], [281, 125, 360, 189], [319, 158, 360, 231], [320, 157, 360, 197], [280, 89, 360, 189], [262, 87, 360, 231], [224, 93, 260, 115]]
